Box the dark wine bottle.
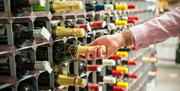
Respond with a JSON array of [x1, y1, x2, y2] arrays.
[[0, 87, 12, 91], [18, 79, 36, 91], [0, 52, 50, 79], [11, 0, 40, 16], [0, 24, 49, 48], [11, 0, 31, 16], [0, 56, 10, 75], [38, 72, 53, 90], [53, 41, 73, 64], [0, 24, 33, 48], [36, 47, 48, 61], [85, 3, 95, 12], [15, 54, 35, 78], [0, 0, 4, 12]]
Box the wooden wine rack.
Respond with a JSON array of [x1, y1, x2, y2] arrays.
[[0, 0, 157, 91]]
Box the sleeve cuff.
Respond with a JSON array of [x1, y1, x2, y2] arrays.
[[130, 24, 151, 49]]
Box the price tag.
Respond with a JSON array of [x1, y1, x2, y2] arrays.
[[63, 37, 68, 43], [44, 61, 53, 73], [41, 27, 51, 41], [40, 0, 46, 7], [34, 27, 51, 41]]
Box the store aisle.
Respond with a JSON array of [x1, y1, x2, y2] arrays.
[[155, 61, 180, 91]]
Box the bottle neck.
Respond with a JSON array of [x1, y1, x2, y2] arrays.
[[57, 74, 87, 87]]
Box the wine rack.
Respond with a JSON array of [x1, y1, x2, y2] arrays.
[[0, 0, 157, 91]]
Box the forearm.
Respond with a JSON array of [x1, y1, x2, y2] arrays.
[[123, 7, 180, 49]]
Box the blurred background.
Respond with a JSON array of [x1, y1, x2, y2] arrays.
[[154, 0, 180, 91]]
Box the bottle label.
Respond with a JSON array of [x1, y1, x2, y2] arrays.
[[33, 27, 51, 41], [39, 0, 46, 7], [34, 61, 52, 73], [44, 61, 53, 73]]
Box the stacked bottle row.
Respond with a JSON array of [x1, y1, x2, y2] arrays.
[[0, 0, 156, 91], [0, 0, 137, 16]]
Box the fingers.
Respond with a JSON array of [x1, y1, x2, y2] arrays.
[[79, 46, 106, 60], [91, 47, 98, 60], [97, 46, 105, 59], [79, 49, 91, 61], [104, 47, 115, 58]]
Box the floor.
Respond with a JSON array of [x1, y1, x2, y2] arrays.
[[154, 61, 180, 91]]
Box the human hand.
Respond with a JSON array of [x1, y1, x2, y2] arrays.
[[79, 33, 126, 60]]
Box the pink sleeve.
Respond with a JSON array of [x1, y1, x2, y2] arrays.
[[130, 7, 180, 49]]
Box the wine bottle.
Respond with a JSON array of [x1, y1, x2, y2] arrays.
[[0, 56, 10, 75], [15, 54, 34, 78], [0, 0, 4, 12], [95, 4, 105, 11], [85, 3, 95, 12], [95, 73, 128, 90], [111, 86, 126, 91], [18, 79, 36, 91], [128, 16, 139, 21], [87, 83, 102, 91], [33, 5, 46, 12], [0, 24, 50, 48], [11, 0, 40, 16], [115, 3, 128, 10], [53, 42, 106, 63], [142, 57, 158, 63], [121, 60, 137, 65], [78, 62, 102, 76], [76, 18, 87, 24], [118, 47, 131, 52], [98, 75, 129, 90], [52, 26, 86, 38], [102, 58, 137, 66], [105, 4, 114, 10], [127, 18, 136, 24], [75, 24, 92, 32], [0, 54, 51, 79], [56, 74, 87, 87], [70, 61, 102, 75], [36, 47, 48, 61], [50, 1, 84, 13], [116, 51, 129, 57], [128, 4, 136, 9], [112, 70, 138, 79], [90, 21, 107, 29], [110, 54, 122, 60], [106, 66, 129, 74], [38, 72, 51, 90], [1, 87, 12, 91], [116, 82, 128, 88], [115, 20, 128, 26], [11, 0, 31, 16]]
